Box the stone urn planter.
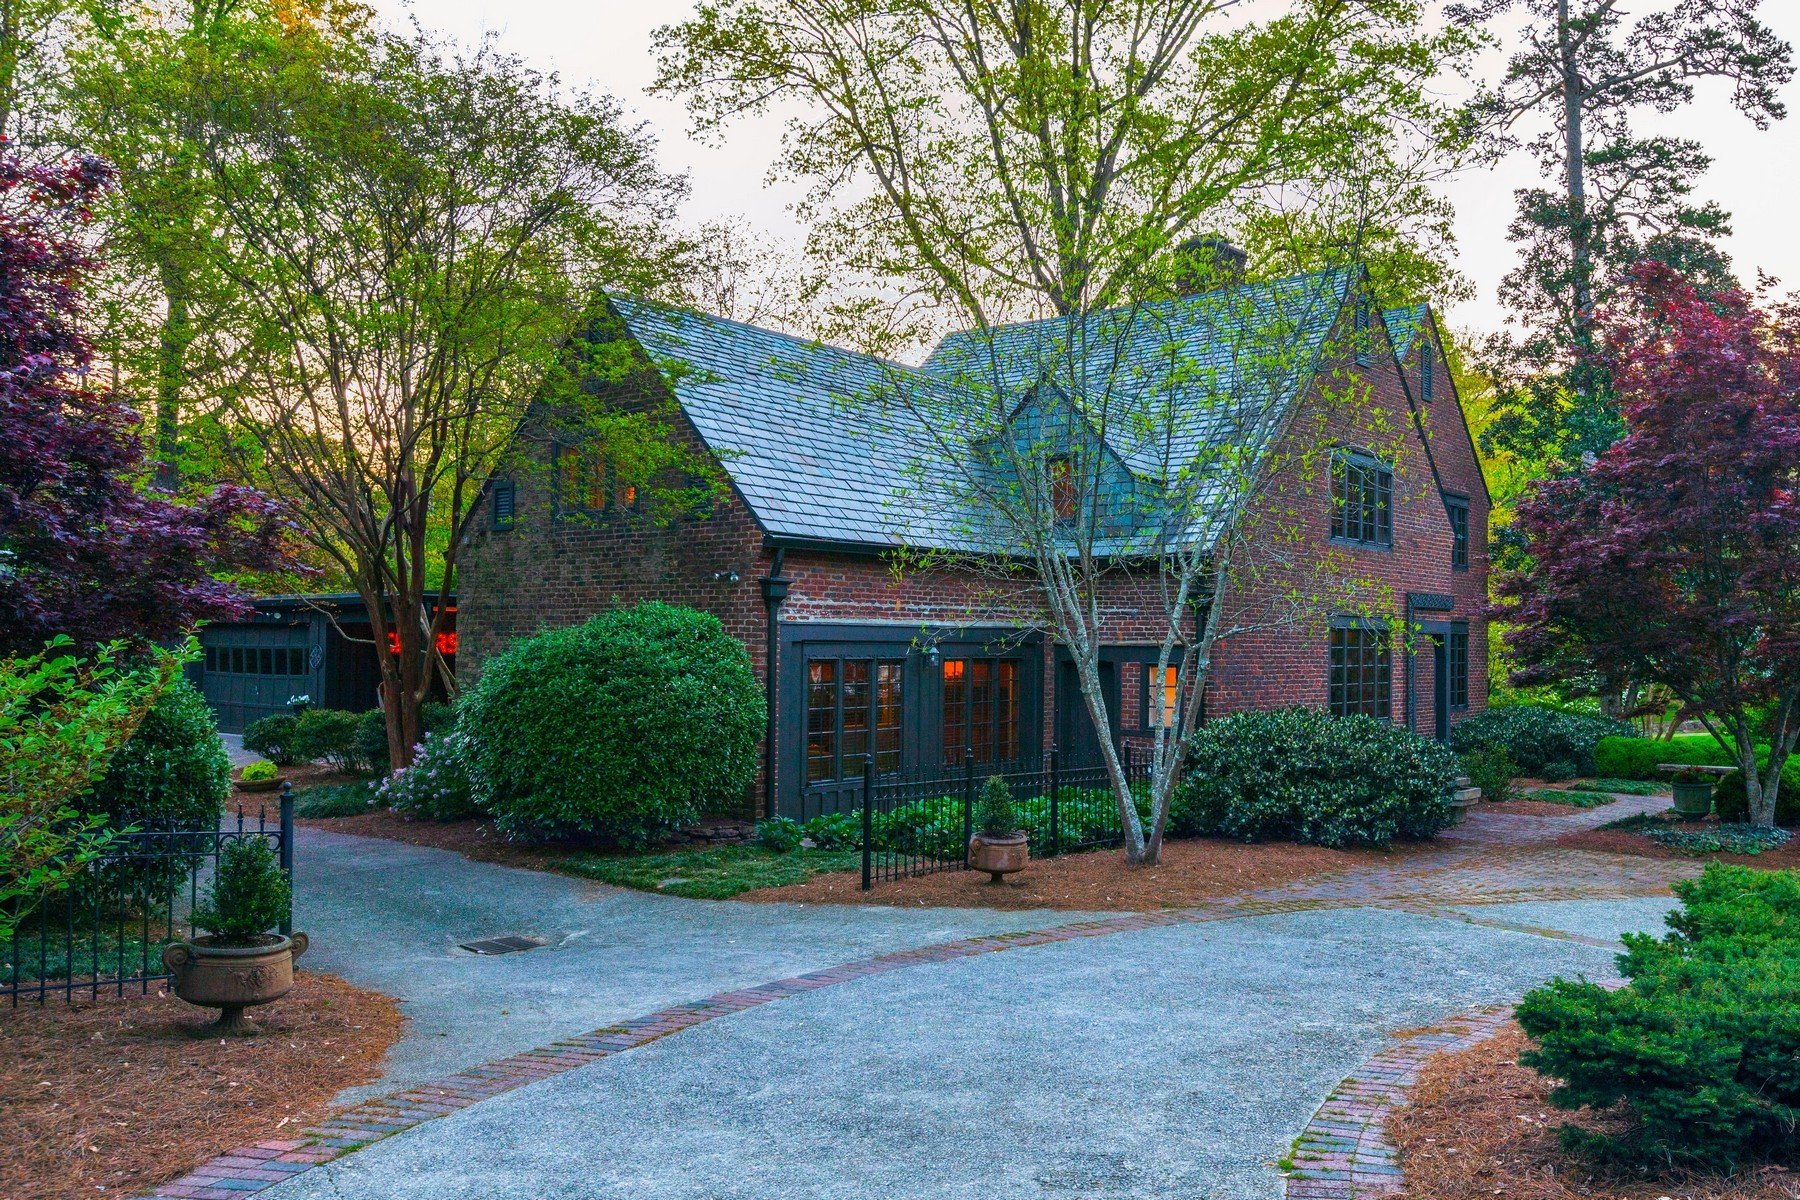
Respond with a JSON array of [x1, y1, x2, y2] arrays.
[[1671, 778, 1715, 819], [234, 775, 285, 794], [968, 831, 1029, 883], [165, 933, 308, 1032]]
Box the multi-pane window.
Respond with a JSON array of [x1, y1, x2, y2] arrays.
[[942, 658, 1021, 765], [1331, 451, 1393, 547], [1143, 664, 1179, 729], [1328, 623, 1391, 719], [1048, 456, 1077, 524], [1448, 623, 1470, 709], [205, 646, 308, 676], [1447, 495, 1470, 570], [552, 442, 639, 517], [806, 658, 904, 783]]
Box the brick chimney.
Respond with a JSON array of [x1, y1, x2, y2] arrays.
[[1174, 235, 1247, 295]]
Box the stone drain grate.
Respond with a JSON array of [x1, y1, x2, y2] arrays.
[[456, 935, 546, 956]]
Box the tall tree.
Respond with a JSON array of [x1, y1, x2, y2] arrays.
[[0, 149, 290, 654], [1499, 264, 1800, 827], [192, 18, 694, 766], [1453, 0, 1793, 464], [658, 0, 1462, 864]]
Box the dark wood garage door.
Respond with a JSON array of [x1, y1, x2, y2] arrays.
[[200, 640, 314, 732]]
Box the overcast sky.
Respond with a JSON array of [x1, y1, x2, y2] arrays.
[[371, 0, 1800, 340]]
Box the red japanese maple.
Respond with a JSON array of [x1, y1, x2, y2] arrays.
[[0, 150, 293, 655], [1500, 262, 1800, 826]]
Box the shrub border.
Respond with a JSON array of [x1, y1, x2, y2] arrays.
[[1283, 1007, 1510, 1199]]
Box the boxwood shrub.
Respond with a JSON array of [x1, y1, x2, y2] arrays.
[[242, 713, 300, 766], [1448, 704, 1630, 776], [1592, 733, 1737, 781], [1515, 864, 1800, 1171], [461, 603, 764, 847], [1711, 764, 1800, 827], [1172, 707, 1459, 848]]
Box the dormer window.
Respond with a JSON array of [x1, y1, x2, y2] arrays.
[[1048, 455, 1077, 524]]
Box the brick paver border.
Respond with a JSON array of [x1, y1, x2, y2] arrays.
[[1283, 1008, 1511, 1198]]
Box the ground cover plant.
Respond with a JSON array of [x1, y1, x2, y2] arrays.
[[1450, 705, 1630, 777], [1516, 787, 1616, 809], [461, 604, 763, 847], [1582, 778, 1668, 797], [293, 782, 376, 819], [1646, 825, 1791, 857], [1174, 708, 1459, 848], [561, 844, 860, 900], [1515, 865, 1800, 1171]]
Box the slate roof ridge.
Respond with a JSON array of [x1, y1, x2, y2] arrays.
[[608, 294, 930, 381]]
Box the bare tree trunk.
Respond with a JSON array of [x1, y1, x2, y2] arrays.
[[1558, 0, 1595, 362]]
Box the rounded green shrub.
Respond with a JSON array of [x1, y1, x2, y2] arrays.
[[192, 837, 290, 946], [290, 708, 368, 773], [756, 817, 803, 853], [461, 603, 765, 847], [1711, 765, 1800, 826], [83, 675, 231, 900], [1448, 704, 1630, 776], [242, 713, 300, 766], [240, 760, 279, 783], [1172, 707, 1460, 848], [1593, 733, 1736, 781]]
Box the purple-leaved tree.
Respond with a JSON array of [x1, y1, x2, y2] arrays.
[[1500, 262, 1800, 826]]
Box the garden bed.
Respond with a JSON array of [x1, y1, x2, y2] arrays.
[[1391, 1021, 1794, 1200], [1, 972, 401, 1200], [744, 836, 1417, 911], [1557, 813, 1800, 868]]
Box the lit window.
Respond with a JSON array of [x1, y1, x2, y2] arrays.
[[942, 658, 1021, 765], [1332, 451, 1393, 548], [807, 657, 905, 783], [1329, 623, 1391, 719], [1143, 664, 1179, 729], [1048, 456, 1077, 524]]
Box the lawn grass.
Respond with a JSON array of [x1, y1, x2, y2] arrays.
[[1517, 787, 1617, 808], [559, 845, 861, 899]]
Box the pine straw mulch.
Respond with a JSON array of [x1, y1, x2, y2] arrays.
[[293, 809, 585, 872], [1555, 818, 1800, 870], [1482, 798, 1621, 818], [1391, 1022, 1799, 1200], [740, 835, 1423, 911], [1, 972, 403, 1200]]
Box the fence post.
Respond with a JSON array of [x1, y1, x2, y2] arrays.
[[278, 781, 295, 937], [1048, 743, 1060, 856], [962, 749, 975, 865], [860, 755, 874, 892]]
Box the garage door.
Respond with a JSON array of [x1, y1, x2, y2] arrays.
[[200, 641, 314, 732]]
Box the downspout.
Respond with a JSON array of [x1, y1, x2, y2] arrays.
[[759, 549, 790, 820]]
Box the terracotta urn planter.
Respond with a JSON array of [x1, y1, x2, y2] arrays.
[[164, 932, 309, 1032], [968, 832, 1028, 883]]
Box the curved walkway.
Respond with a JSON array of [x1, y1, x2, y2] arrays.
[[139, 793, 1690, 1200]]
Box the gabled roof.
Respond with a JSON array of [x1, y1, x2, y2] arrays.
[[1383, 304, 1430, 358], [611, 269, 1362, 554]]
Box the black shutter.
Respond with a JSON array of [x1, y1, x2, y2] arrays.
[[491, 480, 516, 529]]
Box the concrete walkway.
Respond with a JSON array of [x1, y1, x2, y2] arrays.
[[294, 828, 1109, 1102]]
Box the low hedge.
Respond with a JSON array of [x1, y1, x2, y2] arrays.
[[1174, 708, 1460, 848], [1712, 765, 1800, 827], [1593, 733, 1738, 780], [1449, 705, 1631, 776], [461, 603, 764, 848], [1516, 864, 1800, 1171]]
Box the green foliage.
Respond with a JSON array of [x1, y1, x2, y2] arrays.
[[462, 604, 765, 848], [1593, 734, 1736, 780], [0, 639, 181, 940], [239, 760, 278, 783], [870, 785, 1139, 861], [1460, 747, 1518, 803], [1584, 777, 1668, 796], [1449, 705, 1630, 776], [1516, 787, 1615, 809], [293, 783, 376, 819], [975, 775, 1019, 837], [82, 674, 230, 901], [1515, 865, 1800, 1171], [1173, 708, 1459, 848], [756, 818, 803, 853], [1709, 768, 1800, 828], [290, 708, 375, 775], [190, 837, 290, 946], [354, 701, 455, 774], [374, 730, 477, 821], [562, 845, 860, 899], [1647, 824, 1791, 857], [242, 713, 300, 766], [802, 812, 860, 850]]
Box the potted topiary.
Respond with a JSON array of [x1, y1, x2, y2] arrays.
[[968, 776, 1028, 883], [235, 759, 284, 793], [164, 838, 307, 1032]]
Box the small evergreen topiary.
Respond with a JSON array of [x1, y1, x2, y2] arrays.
[[1516, 864, 1800, 1171], [461, 603, 765, 847], [242, 713, 300, 765], [1172, 708, 1460, 848], [1448, 705, 1630, 776], [192, 837, 290, 946], [975, 775, 1020, 837]]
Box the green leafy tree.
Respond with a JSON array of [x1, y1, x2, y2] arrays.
[[0, 639, 183, 939], [658, 0, 1459, 864], [183, 15, 697, 767], [1451, 0, 1793, 464]]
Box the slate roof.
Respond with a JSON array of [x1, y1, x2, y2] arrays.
[[612, 269, 1365, 553]]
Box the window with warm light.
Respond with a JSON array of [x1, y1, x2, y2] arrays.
[[806, 657, 903, 783], [1142, 664, 1180, 729], [1048, 456, 1077, 524], [942, 658, 1021, 765]]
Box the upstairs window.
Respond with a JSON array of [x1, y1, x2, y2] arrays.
[[1331, 450, 1392, 548], [490, 480, 516, 530], [552, 441, 640, 518], [1329, 621, 1391, 720], [1048, 455, 1078, 524], [1447, 495, 1470, 570]]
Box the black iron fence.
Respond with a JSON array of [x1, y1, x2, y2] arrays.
[[4, 789, 294, 1005], [859, 745, 1150, 888]]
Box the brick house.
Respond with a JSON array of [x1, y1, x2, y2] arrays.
[[458, 264, 1490, 821]]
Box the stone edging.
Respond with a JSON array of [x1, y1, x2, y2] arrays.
[[1283, 1008, 1511, 1198]]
